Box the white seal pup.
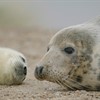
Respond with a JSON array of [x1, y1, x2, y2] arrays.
[[35, 16, 100, 91], [0, 48, 27, 85]]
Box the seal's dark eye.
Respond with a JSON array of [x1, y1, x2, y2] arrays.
[[64, 47, 74, 54], [47, 47, 49, 52], [20, 56, 25, 62]]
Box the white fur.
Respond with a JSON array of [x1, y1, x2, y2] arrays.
[[0, 48, 27, 85]]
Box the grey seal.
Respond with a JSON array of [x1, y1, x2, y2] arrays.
[[35, 16, 100, 91]]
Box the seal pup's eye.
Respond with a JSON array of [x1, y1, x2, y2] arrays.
[[20, 56, 25, 62], [64, 47, 75, 54], [47, 47, 50, 52]]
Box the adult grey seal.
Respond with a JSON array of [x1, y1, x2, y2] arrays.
[[0, 48, 27, 85], [35, 16, 100, 91]]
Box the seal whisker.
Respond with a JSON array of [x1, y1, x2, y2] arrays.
[[55, 80, 64, 87], [61, 71, 91, 90], [62, 75, 90, 90], [57, 78, 75, 90], [61, 79, 80, 90], [62, 76, 83, 90], [67, 78, 90, 90], [55, 75, 75, 90], [54, 76, 65, 87]]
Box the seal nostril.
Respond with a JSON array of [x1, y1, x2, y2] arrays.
[[24, 66, 27, 75], [39, 66, 44, 75], [24, 66, 26, 70]]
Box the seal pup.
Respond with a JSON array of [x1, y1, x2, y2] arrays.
[[0, 48, 27, 85], [35, 16, 100, 91]]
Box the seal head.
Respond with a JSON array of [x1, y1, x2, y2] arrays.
[[35, 16, 100, 91], [0, 48, 27, 85]]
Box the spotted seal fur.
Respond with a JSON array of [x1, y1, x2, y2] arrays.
[[35, 16, 100, 91]]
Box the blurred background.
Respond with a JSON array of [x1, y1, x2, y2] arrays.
[[0, 0, 100, 31]]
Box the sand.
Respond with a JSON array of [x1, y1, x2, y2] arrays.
[[0, 29, 100, 100]]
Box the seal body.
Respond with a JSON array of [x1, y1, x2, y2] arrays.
[[35, 16, 100, 91], [0, 48, 27, 85]]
